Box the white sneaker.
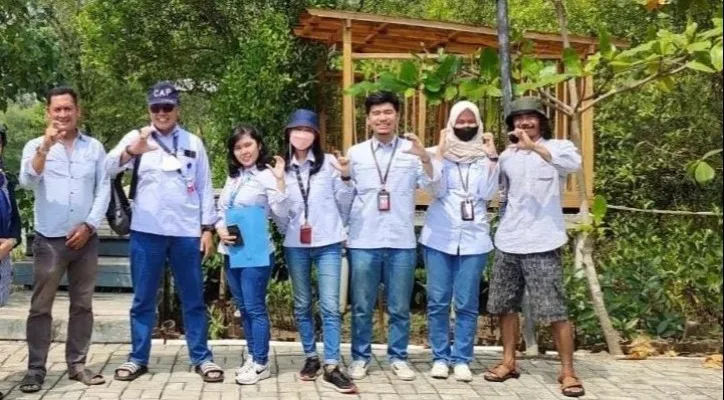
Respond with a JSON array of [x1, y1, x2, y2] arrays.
[[235, 357, 254, 376], [430, 361, 449, 379], [453, 364, 473, 382], [390, 361, 416, 381], [235, 362, 270, 385], [347, 360, 369, 380]]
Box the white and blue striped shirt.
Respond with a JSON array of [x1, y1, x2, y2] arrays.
[[20, 133, 110, 237]]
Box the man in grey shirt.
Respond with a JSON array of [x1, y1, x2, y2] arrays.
[[18, 86, 110, 393], [485, 97, 585, 398]]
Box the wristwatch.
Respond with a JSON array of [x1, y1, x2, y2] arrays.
[[489, 156, 499, 162], [201, 225, 215, 233], [340, 175, 352, 182]]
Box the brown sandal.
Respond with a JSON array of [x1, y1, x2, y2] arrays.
[[483, 363, 520, 382], [558, 375, 586, 398]]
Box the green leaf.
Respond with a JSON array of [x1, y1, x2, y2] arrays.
[[479, 48, 500, 80], [485, 85, 503, 97], [404, 88, 416, 98], [686, 41, 711, 53], [657, 76, 675, 92], [423, 74, 443, 93], [694, 161, 716, 183], [436, 55, 461, 81], [592, 194, 608, 225], [625, 318, 640, 331], [378, 72, 411, 93], [562, 48, 583, 75], [714, 17, 723, 29], [398, 61, 419, 85], [656, 320, 670, 336], [598, 26, 613, 58], [459, 79, 486, 99], [686, 60, 716, 73], [444, 85, 458, 101], [711, 44, 723, 71]]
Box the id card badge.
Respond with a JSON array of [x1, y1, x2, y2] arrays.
[[377, 189, 391, 211], [461, 199, 474, 221], [300, 223, 313, 244], [185, 177, 195, 193]]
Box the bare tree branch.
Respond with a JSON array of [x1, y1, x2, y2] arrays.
[[579, 63, 688, 113], [608, 204, 723, 216], [537, 88, 572, 115]]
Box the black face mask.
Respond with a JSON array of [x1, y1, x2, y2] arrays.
[[453, 126, 478, 141]]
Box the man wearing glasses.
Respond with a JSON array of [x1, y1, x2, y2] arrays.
[[105, 81, 224, 383]]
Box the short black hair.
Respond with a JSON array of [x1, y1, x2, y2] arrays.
[[364, 91, 400, 114], [46, 86, 79, 106], [227, 124, 271, 178]]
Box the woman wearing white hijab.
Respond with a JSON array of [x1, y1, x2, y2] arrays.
[[420, 101, 499, 381]]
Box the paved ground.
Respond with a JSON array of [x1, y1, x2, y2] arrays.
[[0, 341, 721, 400]]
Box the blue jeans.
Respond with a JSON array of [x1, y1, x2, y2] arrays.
[[225, 255, 273, 365], [285, 243, 343, 365], [129, 231, 212, 366], [348, 248, 416, 363], [423, 246, 488, 365]]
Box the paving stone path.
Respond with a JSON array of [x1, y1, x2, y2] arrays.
[[0, 341, 721, 400]]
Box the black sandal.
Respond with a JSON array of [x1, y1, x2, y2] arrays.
[[19, 373, 44, 393], [114, 362, 148, 381], [195, 361, 225, 383], [69, 369, 106, 386]]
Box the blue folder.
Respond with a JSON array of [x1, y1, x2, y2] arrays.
[[225, 205, 270, 268]]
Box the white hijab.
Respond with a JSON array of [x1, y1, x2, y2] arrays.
[[443, 101, 487, 164]]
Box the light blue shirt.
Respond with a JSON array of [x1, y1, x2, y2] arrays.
[[105, 126, 216, 238], [494, 138, 582, 254], [215, 166, 289, 255], [280, 152, 354, 248], [420, 157, 499, 255], [20, 133, 110, 237], [346, 137, 441, 249]]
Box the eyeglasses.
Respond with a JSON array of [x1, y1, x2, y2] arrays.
[[150, 104, 175, 114]]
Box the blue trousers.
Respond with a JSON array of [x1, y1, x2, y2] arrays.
[[128, 231, 212, 366], [224, 255, 273, 365], [423, 246, 487, 365], [285, 243, 343, 365]]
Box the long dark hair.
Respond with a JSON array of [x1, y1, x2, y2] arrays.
[[227, 124, 270, 178], [283, 128, 325, 176]]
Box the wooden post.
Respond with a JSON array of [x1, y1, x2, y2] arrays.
[[342, 19, 354, 152], [317, 60, 328, 150], [581, 75, 595, 199], [417, 91, 427, 142]]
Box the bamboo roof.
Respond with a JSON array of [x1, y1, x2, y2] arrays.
[[294, 8, 627, 57]]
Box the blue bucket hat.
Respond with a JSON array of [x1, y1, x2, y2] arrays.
[[147, 81, 180, 106], [285, 109, 320, 133]]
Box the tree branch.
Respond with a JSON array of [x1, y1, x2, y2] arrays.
[[607, 204, 723, 216], [579, 64, 688, 113], [537, 88, 572, 115]]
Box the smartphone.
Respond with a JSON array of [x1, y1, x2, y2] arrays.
[[226, 224, 243, 247]]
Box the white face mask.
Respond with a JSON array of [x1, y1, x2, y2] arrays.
[[289, 129, 316, 151]]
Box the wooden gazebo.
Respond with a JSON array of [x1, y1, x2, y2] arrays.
[[294, 8, 621, 209]]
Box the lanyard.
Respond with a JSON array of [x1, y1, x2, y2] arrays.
[[293, 165, 312, 223], [456, 162, 472, 196], [152, 131, 182, 176], [370, 138, 398, 187], [228, 173, 251, 207]]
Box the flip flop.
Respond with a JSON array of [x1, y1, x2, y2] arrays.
[[69, 369, 106, 386], [114, 362, 148, 381], [19, 373, 44, 393], [195, 361, 224, 383], [559, 374, 586, 398], [483, 363, 521, 382]]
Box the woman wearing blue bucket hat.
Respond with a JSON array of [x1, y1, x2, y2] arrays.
[[278, 109, 357, 394]]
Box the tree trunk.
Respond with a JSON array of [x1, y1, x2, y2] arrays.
[[552, 0, 623, 356], [496, 0, 539, 356]]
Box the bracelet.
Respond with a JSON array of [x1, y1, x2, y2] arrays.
[[201, 225, 215, 233], [340, 175, 352, 182], [489, 156, 499, 162]]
